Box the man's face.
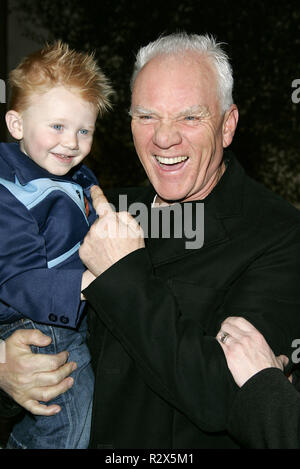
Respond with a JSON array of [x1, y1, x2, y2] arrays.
[[17, 86, 97, 176], [131, 53, 238, 203]]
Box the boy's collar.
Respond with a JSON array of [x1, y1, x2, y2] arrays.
[[0, 142, 74, 184]]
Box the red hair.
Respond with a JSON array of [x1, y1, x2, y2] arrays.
[[9, 40, 113, 116]]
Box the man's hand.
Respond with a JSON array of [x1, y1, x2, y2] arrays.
[[216, 317, 289, 387], [81, 270, 96, 300], [79, 185, 145, 277], [0, 329, 76, 415]]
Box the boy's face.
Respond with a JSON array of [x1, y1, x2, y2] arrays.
[[11, 86, 98, 176]]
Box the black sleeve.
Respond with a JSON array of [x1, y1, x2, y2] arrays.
[[84, 248, 239, 433], [228, 368, 300, 448], [0, 389, 23, 419], [83, 224, 300, 434]]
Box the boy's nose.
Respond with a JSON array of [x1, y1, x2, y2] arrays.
[[62, 132, 79, 150]]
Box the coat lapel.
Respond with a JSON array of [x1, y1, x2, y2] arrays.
[[143, 153, 246, 266], [106, 152, 246, 267], [144, 203, 228, 266]]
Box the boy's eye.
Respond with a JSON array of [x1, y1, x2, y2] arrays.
[[52, 124, 63, 131], [79, 129, 89, 135]]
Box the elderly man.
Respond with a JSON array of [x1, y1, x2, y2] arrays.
[[1, 33, 300, 449]]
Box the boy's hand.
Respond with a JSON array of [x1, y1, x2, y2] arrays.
[[0, 329, 76, 415], [79, 185, 145, 277]]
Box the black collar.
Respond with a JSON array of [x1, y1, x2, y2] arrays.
[[108, 152, 246, 266]]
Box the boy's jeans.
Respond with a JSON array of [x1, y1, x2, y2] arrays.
[[0, 315, 94, 449]]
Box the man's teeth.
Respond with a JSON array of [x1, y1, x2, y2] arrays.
[[155, 155, 188, 165]]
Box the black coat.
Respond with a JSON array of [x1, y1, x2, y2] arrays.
[[228, 367, 300, 448], [84, 153, 300, 448]]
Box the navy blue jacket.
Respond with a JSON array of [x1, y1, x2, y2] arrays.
[[0, 142, 98, 328]]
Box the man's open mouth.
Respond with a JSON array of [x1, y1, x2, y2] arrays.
[[154, 155, 189, 170]]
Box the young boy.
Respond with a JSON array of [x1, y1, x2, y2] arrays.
[[0, 41, 113, 448]]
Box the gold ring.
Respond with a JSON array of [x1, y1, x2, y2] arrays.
[[220, 331, 230, 344]]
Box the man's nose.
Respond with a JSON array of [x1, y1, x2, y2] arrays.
[[152, 121, 182, 148], [61, 132, 79, 150]]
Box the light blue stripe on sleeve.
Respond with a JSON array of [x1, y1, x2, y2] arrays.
[[47, 241, 81, 268]]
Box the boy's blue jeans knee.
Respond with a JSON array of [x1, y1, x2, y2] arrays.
[[0, 316, 94, 449]]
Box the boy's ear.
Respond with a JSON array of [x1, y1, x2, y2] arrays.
[[5, 110, 24, 140]]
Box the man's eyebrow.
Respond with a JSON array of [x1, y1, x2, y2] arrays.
[[128, 105, 211, 118], [129, 106, 157, 116], [129, 105, 211, 118], [176, 105, 211, 118]]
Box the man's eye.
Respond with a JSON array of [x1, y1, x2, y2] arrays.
[[79, 129, 89, 135], [182, 116, 203, 125], [136, 115, 156, 125]]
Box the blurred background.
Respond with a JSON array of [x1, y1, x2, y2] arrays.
[[0, 0, 299, 205]]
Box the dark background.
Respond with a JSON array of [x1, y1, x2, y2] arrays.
[[1, 0, 300, 204]]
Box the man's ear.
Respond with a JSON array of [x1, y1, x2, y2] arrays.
[[5, 110, 24, 140], [222, 104, 239, 148]]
